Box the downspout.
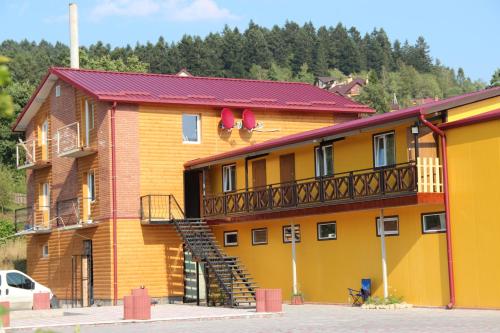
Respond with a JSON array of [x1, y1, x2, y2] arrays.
[[419, 113, 455, 309], [111, 101, 118, 305]]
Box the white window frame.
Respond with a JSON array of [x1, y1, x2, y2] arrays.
[[317, 222, 337, 240], [252, 228, 268, 245], [422, 212, 446, 233], [42, 244, 49, 258], [41, 182, 50, 210], [182, 114, 201, 144], [224, 231, 238, 247], [55, 85, 61, 97], [315, 144, 333, 177], [376, 216, 399, 236], [88, 170, 96, 203], [222, 164, 236, 192], [283, 225, 301, 243], [373, 132, 395, 168]]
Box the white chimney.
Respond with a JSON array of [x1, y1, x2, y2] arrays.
[[69, 3, 79, 69]]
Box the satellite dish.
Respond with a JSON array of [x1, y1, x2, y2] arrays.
[[220, 108, 235, 130], [242, 108, 256, 131]]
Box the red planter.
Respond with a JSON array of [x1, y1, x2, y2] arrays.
[[123, 288, 151, 320], [256, 288, 267, 312], [265, 289, 282, 312], [0, 301, 9, 328], [132, 288, 148, 297], [33, 292, 51, 310], [291, 295, 304, 305], [123, 296, 134, 320]]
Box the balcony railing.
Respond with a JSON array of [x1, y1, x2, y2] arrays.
[[140, 194, 185, 223], [14, 206, 51, 233], [56, 198, 81, 227], [56, 122, 95, 158], [16, 139, 36, 169], [203, 159, 442, 219]]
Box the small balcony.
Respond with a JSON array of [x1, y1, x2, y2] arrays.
[[140, 194, 185, 224], [14, 206, 51, 234], [202, 158, 443, 220], [56, 198, 81, 228], [56, 122, 96, 158], [16, 139, 51, 170]]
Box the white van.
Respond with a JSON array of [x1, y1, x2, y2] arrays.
[[0, 270, 54, 310]]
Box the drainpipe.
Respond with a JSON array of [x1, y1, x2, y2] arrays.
[[111, 101, 118, 305], [418, 113, 455, 309]]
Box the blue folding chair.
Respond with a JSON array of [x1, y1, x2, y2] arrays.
[[348, 278, 371, 306]]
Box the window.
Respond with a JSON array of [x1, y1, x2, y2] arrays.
[[88, 170, 96, 202], [182, 114, 200, 143], [7, 272, 33, 290], [315, 144, 333, 177], [283, 225, 301, 243], [224, 231, 238, 246], [55, 85, 61, 97], [42, 244, 49, 258], [252, 228, 268, 245], [222, 164, 236, 192], [41, 183, 50, 210], [422, 212, 446, 233], [317, 222, 337, 240], [41, 119, 49, 147], [373, 132, 395, 167], [84, 100, 94, 146], [376, 216, 399, 236]]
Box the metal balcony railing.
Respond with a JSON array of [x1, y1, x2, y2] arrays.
[[203, 159, 442, 219], [16, 139, 36, 169], [56, 122, 81, 156], [56, 198, 81, 227], [14, 205, 51, 232], [140, 194, 185, 223]]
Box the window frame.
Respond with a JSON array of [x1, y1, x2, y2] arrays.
[[182, 114, 201, 144], [41, 182, 50, 210], [372, 131, 396, 168], [6, 272, 33, 290], [421, 212, 446, 234], [252, 228, 268, 245], [375, 215, 399, 237], [55, 85, 61, 97], [222, 164, 236, 193], [282, 224, 301, 244], [314, 144, 334, 177], [87, 170, 96, 203], [42, 243, 49, 258], [317, 221, 337, 241], [223, 230, 238, 247]]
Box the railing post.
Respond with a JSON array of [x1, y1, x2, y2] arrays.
[[169, 195, 172, 220], [380, 169, 385, 195], [348, 172, 354, 199], [319, 176, 325, 202], [223, 193, 227, 215], [148, 195, 152, 223], [268, 185, 273, 210]]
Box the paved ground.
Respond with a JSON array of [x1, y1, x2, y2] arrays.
[[6, 304, 500, 333]]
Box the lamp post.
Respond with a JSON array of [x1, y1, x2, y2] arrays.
[[379, 209, 389, 299]]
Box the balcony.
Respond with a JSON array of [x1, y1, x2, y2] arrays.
[[16, 139, 51, 170], [56, 122, 96, 158], [14, 206, 51, 234], [140, 194, 185, 224], [56, 198, 82, 228], [202, 158, 443, 221]]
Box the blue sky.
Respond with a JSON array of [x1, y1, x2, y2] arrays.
[[1, 0, 498, 81]]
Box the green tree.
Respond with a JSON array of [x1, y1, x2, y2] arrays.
[[294, 63, 315, 83], [0, 56, 13, 118], [249, 64, 269, 80], [80, 52, 148, 72], [490, 68, 500, 87], [355, 70, 390, 113], [268, 62, 293, 81]]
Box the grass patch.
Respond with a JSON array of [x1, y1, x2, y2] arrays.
[[0, 237, 26, 271]]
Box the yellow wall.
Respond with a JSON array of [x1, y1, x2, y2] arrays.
[[212, 203, 447, 305], [447, 96, 500, 122], [446, 119, 500, 308], [207, 123, 411, 193]]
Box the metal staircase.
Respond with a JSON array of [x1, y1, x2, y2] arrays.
[[140, 195, 257, 308]]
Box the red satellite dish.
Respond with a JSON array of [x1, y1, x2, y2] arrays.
[[220, 108, 235, 130], [242, 109, 256, 131]]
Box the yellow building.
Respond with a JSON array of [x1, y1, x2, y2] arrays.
[[184, 88, 500, 308]]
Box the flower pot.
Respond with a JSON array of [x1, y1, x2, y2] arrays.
[[291, 295, 304, 305]]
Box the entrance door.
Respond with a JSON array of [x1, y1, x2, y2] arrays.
[[279, 154, 296, 206], [184, 170, 202, 219], [83, 240, 94, 306], [183, 246, 206, 304], [251, 159, 267, 209]]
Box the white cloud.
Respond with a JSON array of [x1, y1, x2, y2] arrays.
[[91, 0, 238, 21]]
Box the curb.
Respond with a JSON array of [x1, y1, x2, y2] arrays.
[[5, 312, 283, 331]]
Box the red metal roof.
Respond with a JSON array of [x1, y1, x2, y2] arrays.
[[439, 108, 500, 130], [184, 86, 500, 168], [53, 67, 373, 113]]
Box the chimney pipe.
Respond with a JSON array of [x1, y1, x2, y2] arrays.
[[69, 3, 79, 69]]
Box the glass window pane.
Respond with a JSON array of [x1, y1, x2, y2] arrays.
[[318, 222, 336, 240], [323, 145, 334, 176], [283, 225, 301, 243], [315, 147, 321, 177], [182, 114, 199, 142], [253, 228, 267, 244], [423, 213, 446, 233], [7, 272, 32, 289], [376, 217, 399, 236], [224, 231, 238, 246], [386, 134, 395, 165]]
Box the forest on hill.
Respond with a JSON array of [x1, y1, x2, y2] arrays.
[[0, 20, 498, 208]]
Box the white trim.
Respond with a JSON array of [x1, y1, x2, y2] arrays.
[[373, 132, 395, 168], [182, 114, 201, 144], [422, 212, 446, 233], [315, 144, 333, 177], [42, 243, 49, 258], [376, 216, 399, 236], [317, 222, 337, 240], [222, 164, 236, 192], [252, 228, 268, 245], [55, 85, 61, 97], [223, 231, 238, 246]]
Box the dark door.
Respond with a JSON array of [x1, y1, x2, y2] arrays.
[[184, 170, 202, 219], [83, 240, 94, 306], [251, 159, 267, 209], [280, 154, 296, 206]]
